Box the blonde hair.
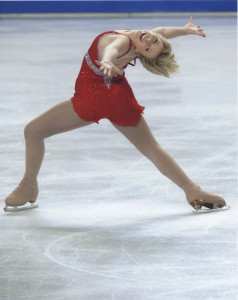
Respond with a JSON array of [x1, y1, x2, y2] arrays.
[[139, 34, 179, 78]]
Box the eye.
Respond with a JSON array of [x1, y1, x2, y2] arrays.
[[154, 39, 158, 43], [146, 48, 149, 51]]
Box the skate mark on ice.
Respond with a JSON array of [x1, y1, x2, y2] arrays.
[[81, 153, 116, 170], [108, 229, 142, 267], [43, 229, 152, 284], [142, 277, 238, 299], [22, 229, 62, 300], [100, 156, 146, 210], [144, 179, 163, 203]]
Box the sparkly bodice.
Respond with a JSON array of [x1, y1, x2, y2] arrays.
[[71, 30, 145, 126], [85, 31, 137, 88]]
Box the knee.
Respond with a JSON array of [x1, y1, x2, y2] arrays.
[[24, 120, 43, 140], [143, 143, 162, 160]]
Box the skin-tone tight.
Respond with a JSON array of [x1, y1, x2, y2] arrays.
[[5, 99, 226, 208]]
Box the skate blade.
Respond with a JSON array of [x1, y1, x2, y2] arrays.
[[4, 203, 39, 212], [192, 205, 230, 214]]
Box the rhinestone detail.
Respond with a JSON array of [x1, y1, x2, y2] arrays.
[[84, 50, 125, 89]]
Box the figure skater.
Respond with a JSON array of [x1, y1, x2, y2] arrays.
[[4, 17, 229, 213]]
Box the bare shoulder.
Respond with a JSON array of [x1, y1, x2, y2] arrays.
[[99, 32, 130, 52]]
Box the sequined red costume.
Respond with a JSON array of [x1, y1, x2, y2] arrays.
[[71, 31, 145, 126]]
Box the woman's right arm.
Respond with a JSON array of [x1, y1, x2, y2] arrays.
[[95, 39, 127, 77]]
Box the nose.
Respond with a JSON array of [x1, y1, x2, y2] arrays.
[[146, 34, 155, 45], [146, 35, 151, 44]]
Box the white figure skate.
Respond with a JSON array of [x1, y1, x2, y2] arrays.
[[191, 199, 230, 213], [4, 202, 39, 212], [4, 178, 39, 212]]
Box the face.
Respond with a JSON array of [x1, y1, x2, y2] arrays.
[[133, 30, 164, 59]]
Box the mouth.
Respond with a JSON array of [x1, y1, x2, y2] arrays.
[[140, 33, 147, 41]]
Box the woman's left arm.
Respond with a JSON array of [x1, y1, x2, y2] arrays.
[[152, 16, 206, 39]]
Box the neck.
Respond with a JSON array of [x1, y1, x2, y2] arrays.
[[124, 30, 138, 55], [115, 30, 138, 59], [125, 30, 137, 42]]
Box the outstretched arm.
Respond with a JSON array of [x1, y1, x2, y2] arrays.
[[152, 16, 206, 39], [95, 38, 126, 78]]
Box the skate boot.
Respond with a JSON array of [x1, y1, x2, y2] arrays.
[[4, 177, 39, 212], [182, 180, 230, 213]]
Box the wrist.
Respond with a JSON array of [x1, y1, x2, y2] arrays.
[[183, 27, 191, 35], [100, 59, 111, 65]]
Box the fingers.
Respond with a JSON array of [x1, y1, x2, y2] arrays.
[[105, 67, 123, 77], [95, 60, 101, 66], [95, 60, 106, 73], [95, 60, 123, 77], [186, 17, 206, 38], [95, 60, 108, 76], [195, 29, 205, 37], [198, 28, 206, 37], [114, 67, 123, 76], [198, 32, 206, 37]]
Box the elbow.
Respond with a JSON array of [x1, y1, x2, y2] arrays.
[[160, 27, 167, 38]]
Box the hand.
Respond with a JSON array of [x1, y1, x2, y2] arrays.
[[95, 60, 123, 78], [184, 16, 206, 37]]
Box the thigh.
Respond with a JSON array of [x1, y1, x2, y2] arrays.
[[110, 115, 160, 156], [26, 99, 94, 138]]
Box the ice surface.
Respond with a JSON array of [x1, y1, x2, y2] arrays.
[[0, 17, 237, 300]]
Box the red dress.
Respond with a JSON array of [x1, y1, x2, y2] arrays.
[[71, 31, 145, 126]]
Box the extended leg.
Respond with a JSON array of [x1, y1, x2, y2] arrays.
[[5, 99, 93, 211], [111, 115, 226, 210], [23, 99, 93, 180]]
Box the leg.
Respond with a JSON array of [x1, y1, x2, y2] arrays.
[[5, 99, 93, 208], [23, 99, 93, 180], [111, 115, 226, 208]]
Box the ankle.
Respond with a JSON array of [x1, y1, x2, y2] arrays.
[[180, 179, 200, 194], [21, 175, 38, 185]]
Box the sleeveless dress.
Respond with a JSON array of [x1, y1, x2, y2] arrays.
[[71, 31, 145, 126]]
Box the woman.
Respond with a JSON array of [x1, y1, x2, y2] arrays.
[[4, 17, 228, 213]]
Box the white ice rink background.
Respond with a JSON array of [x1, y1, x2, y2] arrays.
[[0, 17, 237, 299]]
